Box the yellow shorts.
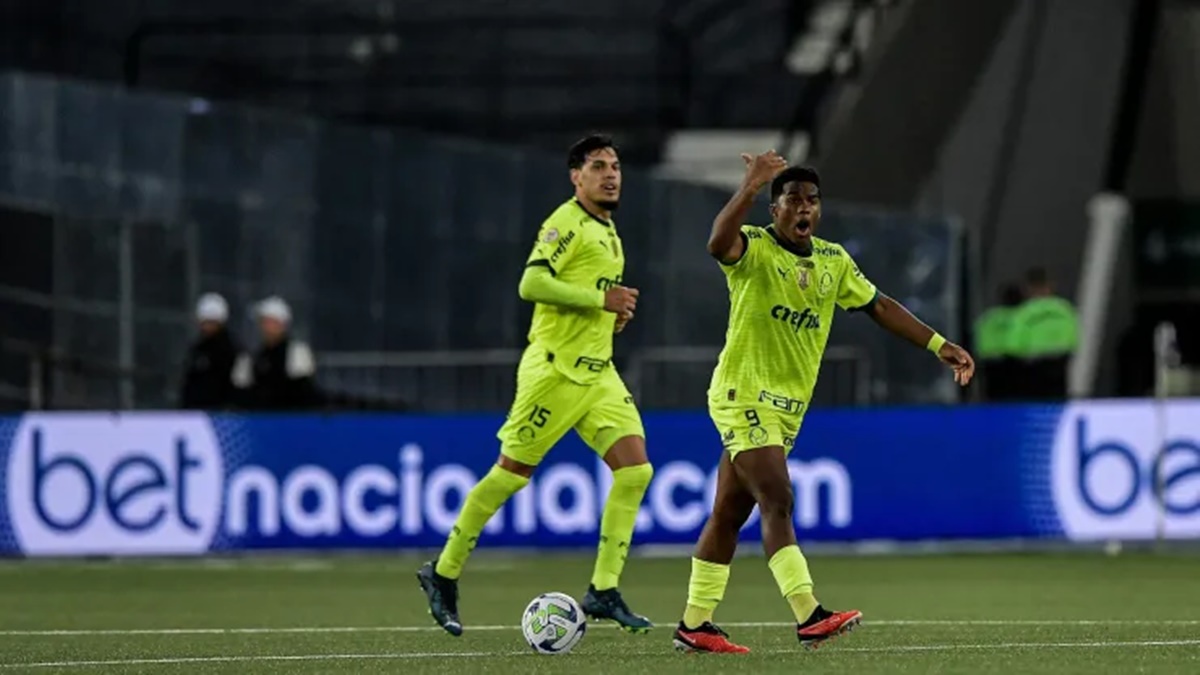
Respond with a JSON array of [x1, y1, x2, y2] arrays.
[[709, 400, 805, 458], [497, 345, 645, 466]]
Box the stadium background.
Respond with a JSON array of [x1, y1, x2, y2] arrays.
[[3, 0, 1199, 414], [0, 0, 1199, 672]]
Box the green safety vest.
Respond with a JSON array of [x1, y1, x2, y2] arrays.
[[973, 306, 1018, 359], [1009, 296, 1079, 359]]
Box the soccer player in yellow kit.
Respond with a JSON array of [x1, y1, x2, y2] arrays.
[[418, 134, 655, 636], [672, 152, 975, 654]]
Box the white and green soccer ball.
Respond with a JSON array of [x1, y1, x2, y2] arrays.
[[520, 592, 587, 654]]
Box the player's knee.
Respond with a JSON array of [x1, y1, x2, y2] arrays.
[[603, 434, 649, 470], [497, 454, 537, 479], [613, 462, 653, 494], [710, 503, 753, 533], [758, 487, 794, 523]]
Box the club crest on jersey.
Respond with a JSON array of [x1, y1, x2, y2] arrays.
[[542, 228, 560, 243], [818, 270, 835, 296]]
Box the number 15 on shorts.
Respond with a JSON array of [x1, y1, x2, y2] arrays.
[[528, 405, 552, 428]]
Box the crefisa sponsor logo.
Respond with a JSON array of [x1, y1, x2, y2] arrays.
[[7, 414, 224, 555], [1051, 401, 1200, 540]]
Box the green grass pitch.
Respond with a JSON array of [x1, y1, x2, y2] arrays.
[[2, 551, 1199, 673]]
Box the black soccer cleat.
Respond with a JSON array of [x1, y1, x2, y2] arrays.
[[416, 560, 463, 636], [581, 584, 653, 633]]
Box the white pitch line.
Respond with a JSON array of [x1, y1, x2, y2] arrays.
[[4, 639, 1200, 669], [834, 639, 1200, 654], [0, 652, 494, 670], [841, 619, 1200, 626], [3, 619, 1200, 637]]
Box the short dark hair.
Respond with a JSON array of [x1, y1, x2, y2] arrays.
[[567, 134, 618, 169], [771, 166, 821, 201], [1025, 266, 1050, 286], [1000, 284, 1024, 306]]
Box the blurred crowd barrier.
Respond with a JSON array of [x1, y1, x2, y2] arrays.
[[0, 72, 963, 411]]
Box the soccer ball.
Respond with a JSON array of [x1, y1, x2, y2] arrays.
[[520, 592, 587, 654]]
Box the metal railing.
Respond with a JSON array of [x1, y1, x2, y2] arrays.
[[0, 338, 870, 412], [624, 345, 871, 410], [319, 345, 871, 413], [0, 338, 177, 411], [0, 73, 961, 410], [318, 348, 524, 413]]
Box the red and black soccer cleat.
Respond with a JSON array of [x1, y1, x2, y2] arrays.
[[796, 606, 862, 650], [672, 622, 751, 654]]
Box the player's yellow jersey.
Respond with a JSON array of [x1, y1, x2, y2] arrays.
[[524, 198, 625, 384], [708, 225, 878, 414]]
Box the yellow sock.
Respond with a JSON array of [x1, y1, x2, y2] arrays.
[[591, 464, 653, 590], [682, 604, 713, 629], [435, 465, 528, 579], [787, 592, 820, 624], [767, 545, 817, 623], [682, 558, 731, 629]]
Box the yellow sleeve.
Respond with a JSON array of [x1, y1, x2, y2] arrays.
[[518, 265, 605, 309], [719, 225, 766, 272], [836, 251, 878, 312], [526, 216, 584, 276]]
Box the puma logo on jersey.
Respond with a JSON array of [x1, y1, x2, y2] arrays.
[[771, 305, 821, 333], [777, 267, 789, 281]]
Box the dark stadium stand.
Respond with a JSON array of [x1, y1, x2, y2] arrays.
[[0, 0, 827, 164]]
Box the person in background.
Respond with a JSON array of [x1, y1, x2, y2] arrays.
[[972, 284, 1024, 401], [1009, 267, 1079, 400], [232, 295, 321, 410], [179, 293, 240, 409]]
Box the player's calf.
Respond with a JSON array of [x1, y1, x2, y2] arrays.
[[755, 486, 798, 553], [796, 606, 862, 650]]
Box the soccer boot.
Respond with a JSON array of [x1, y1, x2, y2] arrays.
[[416, 560, 463, 636], [796, 605, 862, 650], [581, 584, 653, 633], [672, 621, 751, 654]]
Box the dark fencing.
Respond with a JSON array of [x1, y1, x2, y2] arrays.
[[0, 72, 963, 411]]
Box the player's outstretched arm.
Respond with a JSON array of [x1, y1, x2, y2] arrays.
[[518, 265, 639, 315], [707, 151, 788, 264], [866, 293, 976, 386]]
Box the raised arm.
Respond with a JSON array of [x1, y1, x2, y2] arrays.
[[707, 151, 788, 264], [867, 294, 976, 386]]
